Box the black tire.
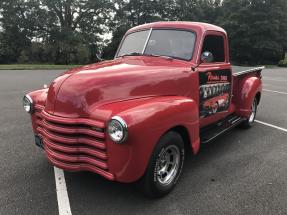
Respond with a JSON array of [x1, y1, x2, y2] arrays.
[[138, 131, 185, 198], [240, 98, 257, 129]]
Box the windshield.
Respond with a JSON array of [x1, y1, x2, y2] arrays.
[[116, 29, 196, 61]]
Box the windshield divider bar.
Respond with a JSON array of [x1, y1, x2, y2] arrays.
[[142, 28, 152, 54]]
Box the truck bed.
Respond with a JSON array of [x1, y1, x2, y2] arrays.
[[232, 66, 265, 76]]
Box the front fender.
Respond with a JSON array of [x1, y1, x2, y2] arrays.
[[27, 89, 48, 132], [28, 88, 48, 108], [236, 76, 262, 118], [95, 96, 200, 182]]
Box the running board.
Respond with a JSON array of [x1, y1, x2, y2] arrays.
[[200, 115, 244, 144]]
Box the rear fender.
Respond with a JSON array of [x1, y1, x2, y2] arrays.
[[236, 76, 262, 118], [96, 96, 200, 182]]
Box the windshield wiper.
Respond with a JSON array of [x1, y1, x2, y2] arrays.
[[144, 54, 173, 60], [118, 52, 173, 60], [118, 52, 143, 57]]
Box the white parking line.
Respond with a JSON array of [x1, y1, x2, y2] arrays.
[[255, 120, 287, 133], [54, 167, 72, 215], [263, 89, 287, 95]]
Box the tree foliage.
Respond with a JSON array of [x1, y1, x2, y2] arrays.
[[219, 0, 287, 64], [0, 0, 286, 65]]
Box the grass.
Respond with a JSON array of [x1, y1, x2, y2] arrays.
[[0, 64, 82, 70], [263, 64, 279, 68]]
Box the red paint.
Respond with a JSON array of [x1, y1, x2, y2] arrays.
[[26, 22, 262, 183], [203, 93, 229, 114]]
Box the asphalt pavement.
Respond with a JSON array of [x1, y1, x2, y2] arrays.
[[0, 67, 286, 215]]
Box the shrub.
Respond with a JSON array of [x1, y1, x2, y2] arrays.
[[278, 59, 287, 67], [17, 50, 30, 63], [75, 45, 91, 64]]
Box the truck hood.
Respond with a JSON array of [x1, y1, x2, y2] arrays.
[[45, 57, 193, 118]]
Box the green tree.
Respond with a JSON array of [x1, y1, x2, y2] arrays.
[[103, 0, 224, 59], [219, 0, 287, 64], [102, 0, 166, 59], [1, 0, 287, 65], [37, 0, 113, 64], [0, 0, 34, 63]]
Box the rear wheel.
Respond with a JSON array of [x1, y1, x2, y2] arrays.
[[212, 102, 219, 114], [138, 131, 185, 198], [240, 98, 257, 129]]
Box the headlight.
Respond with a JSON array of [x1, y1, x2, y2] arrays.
[[23, 95, 33, 113], [108, 116, 128, 143]]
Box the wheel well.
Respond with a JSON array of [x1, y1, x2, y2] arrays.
[[256, 92, 261, 105], [168, 126, 193, 154]]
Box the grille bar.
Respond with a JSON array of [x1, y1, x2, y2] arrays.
[[46, 153, 115, 181], [38, 127, 106, 150], [33, 109, 111, 178], [45, 146, 108, 169], [42, 119, 105, 139], [43, 138, 107, 160], [42, 111, 105, 128], [35, 112, 42, 118]]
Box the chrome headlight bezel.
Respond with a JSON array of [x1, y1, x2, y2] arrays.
[[108, 116, 128, 144], [23, 95, 34, 113]]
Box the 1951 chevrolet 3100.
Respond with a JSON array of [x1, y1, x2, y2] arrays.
[[23, 22, 264, 198]]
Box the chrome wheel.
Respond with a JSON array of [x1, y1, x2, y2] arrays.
[[212, 102, 219, 114], [139, 131, 184, 198], [240, 98, 258, 129], [156, 145, 180, 186], [249, 100, 256, 123]]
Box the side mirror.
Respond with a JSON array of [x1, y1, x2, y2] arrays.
[[201, 51, 214, 63]]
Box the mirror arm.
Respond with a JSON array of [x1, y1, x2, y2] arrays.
[[191, 62, 202, 72], [96, 54, 105, 62]]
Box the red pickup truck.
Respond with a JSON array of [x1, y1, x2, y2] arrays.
[[23, 22, 263, 198]]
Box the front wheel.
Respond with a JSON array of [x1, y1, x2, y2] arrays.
[[138, 131, 185, 198], [240, 98, 257, 129]]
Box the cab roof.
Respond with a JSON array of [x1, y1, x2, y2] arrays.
[[127, 21, 226, 35]]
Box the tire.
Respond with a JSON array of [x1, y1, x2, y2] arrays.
[[240, 98, 257, 129], [138, 131, 185, 198]]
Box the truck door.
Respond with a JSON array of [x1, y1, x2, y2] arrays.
[[198, 32, 232, 127]]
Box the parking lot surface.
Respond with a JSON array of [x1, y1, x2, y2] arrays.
[[0, 67, 286, 215]]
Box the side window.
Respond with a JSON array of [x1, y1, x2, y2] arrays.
[[202, 35, 225, 62]]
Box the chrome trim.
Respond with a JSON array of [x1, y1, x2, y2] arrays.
[[23, 94, 34, 113], [248, 100, 256, 123], [233, 66, 265, 77], [108, 116, 128, 143], [142, 28, 153, 54]]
